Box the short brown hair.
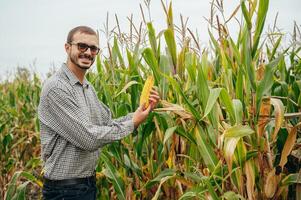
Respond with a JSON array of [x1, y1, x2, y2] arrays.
[[67, 26, 98, 43]]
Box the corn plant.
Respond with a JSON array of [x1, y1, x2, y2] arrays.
[[87, 0, 301, 199], [1, 68, 42, 199]]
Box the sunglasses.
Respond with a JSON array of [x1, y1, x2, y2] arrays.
[[69, 42, 100, 55]]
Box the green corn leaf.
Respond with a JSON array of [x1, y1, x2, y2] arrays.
[[204, 177, 219, 200], [99, 78, 114, 109], [164, 28, 177, 73], [252, 0, 269, 57], [203, 88, 222, 119], [5, 171, 21, 200], [235, 139, 247, 167], [241, 0, 252, 30], [235, 68, 244, 104], [123, 153, 143, 178], [185, 52, 197, 83], [142, 47, 160, 82], [179, 191, 199, 200], [164, 74, 201, 121], [224, 125, 255, 138], [166, 1, 174, 31], [135, 113, 155, 157], [220, 89, 236, 125], [96, 55, 103, 75], [147, 22, 158, 59], [269, 36, 282, 60], [222, 191, 245, 200], [208, 30, 221, 54], [100, 152, 126, 200], [176, 126, 197, 145], [280, 173, 301, 186], [194, 126, 218, 172], [229, 38, 242, 66], [163, 126, 177, 145], [233, 99, 243, 125], [11, 181, 29, 200], [177, 40, 189, 79], [126, 48, 135, 72], [145, 169, 176, 189], [197, 61, 209, 111], [179, 186, 207, 200], [159, 55, 171, 99], [113, 36, 125, 67], [182, 172, 203, 183], [242, 26, 256, 91], [5, 171, 40, 200], [256, 55, 283, 117]]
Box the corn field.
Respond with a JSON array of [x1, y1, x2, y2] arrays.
[[1, 0, 301, 199]]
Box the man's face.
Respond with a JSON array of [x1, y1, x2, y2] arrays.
[[66, 32, 99, 70]]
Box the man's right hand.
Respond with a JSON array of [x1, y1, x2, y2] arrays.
[[133, 87, 160, 129], [132, 104, 152, 129]]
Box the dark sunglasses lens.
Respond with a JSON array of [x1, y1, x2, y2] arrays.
[[90, 46, 99, 53], [77, 43, 89, 52], [75, 43, 99, 54]]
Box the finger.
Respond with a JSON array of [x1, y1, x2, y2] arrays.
[[151, 85, 159, 90], [149, 97, 159, 104], [150, 89, 159, 95], [149, 97, 160, 105], [149, 101, 156, 110], [149, 94, 160, 101], [143, 104, 152, 114]]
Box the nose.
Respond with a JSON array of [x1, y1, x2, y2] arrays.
[[84, 47, 92, 55]]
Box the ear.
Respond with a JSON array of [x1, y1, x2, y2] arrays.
[[65, 43, 70, 53]]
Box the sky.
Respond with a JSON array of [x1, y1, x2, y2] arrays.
[[0, 0, 300, 80]]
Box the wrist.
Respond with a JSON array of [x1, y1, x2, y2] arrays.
[[132, 116, 139, 129]]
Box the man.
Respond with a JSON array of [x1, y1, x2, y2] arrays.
[[38, 26, 160, 199]]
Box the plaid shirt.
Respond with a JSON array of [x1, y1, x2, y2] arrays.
[[38, 63, 134, 180]]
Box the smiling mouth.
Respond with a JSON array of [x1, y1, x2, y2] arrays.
[[79, 54, 93, 60], [80, 58, 91, 62], [79, 56, 93, 64]]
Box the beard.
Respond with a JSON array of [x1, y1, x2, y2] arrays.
[[70, 53, 95, 70]]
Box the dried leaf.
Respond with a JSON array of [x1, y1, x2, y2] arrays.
[[126, 182, 134, 200], [258, 98, 271, 137], [245, 160, 255, 200], [256, 63, 265, 81], [270, 98, 284, 141], [223, 125, 254, 173], [166, 137, 176, 169], [279, 122, 301, 168], [115, 80, 138, 97], [224, 137, 240, 173], [264, 169, 280, 198], [151, 175, 175, 200], [96, 172, 105, 179], [155, 100, 193, 119]]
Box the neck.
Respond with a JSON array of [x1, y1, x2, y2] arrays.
[[66, 60, 86, 84]]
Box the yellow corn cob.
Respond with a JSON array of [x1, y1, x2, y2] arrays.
[[140, 76, 154, 109]]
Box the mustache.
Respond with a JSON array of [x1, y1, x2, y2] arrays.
[[78, 54, 93, 61]]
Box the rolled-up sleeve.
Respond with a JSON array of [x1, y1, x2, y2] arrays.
[[39, 88, 134, 151]]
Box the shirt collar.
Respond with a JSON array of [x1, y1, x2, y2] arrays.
[[61, 63, 89, 88]]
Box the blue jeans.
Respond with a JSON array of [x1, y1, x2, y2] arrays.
[[42, 178, 97, 200]]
